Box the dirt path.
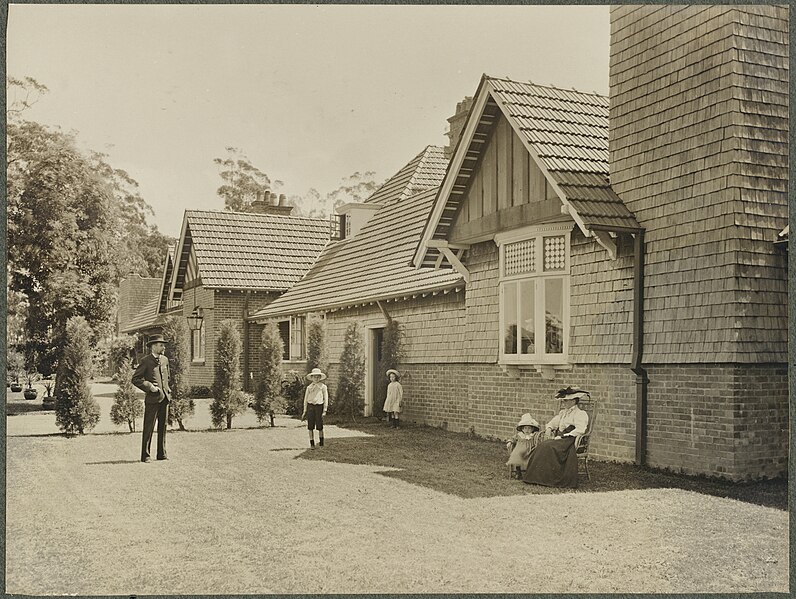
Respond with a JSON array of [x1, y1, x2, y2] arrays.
[[6, 413, 788, 594]]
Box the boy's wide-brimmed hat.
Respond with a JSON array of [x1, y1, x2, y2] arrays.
[[146, 335, 168, 346], [306, 368, 327, 381], [555, 386, 590, 400], [516, 413, 540, 431], [386, 369, 401, 379]]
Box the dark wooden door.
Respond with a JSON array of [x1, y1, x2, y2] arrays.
[[371, 327, 386, 417]]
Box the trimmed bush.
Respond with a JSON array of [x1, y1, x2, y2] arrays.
[[188, 385, 212, 399], [161, 315, 195, 430], [210, 319, 247, 429], [282, 370, 306, 416], [334, 322, 365, 421], [306, 315, 327, 374], [55, 316, 101, 435], [107, 335, 137, 380], [253, 321, 285, 426], [110, 359, 144, 432]]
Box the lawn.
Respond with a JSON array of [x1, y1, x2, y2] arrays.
[[303, 417, 788, 509], [5, 387, 789, 594]]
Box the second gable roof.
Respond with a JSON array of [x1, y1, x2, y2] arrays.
[[414, 75, 640, 268]]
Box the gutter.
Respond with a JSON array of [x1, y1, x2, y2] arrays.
[[631, 229, 648, 466]]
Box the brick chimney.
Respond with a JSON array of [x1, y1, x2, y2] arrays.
[[249, 190, 294, 216], [444, 96, 474, 159]]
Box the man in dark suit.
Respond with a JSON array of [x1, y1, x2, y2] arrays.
[[132, 334, 172, 462]]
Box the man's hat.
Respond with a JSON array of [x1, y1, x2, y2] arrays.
[[146, 334, 168, 346]]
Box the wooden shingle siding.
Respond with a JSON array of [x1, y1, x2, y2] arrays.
[[462, 242, 500, 363], [569, 230, 634, 363], [450, 114, 553, 244], [610, 5, 788, 364], [324, 292, 467, 365]]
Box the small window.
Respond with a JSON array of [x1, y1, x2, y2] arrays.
[[290, 316, 306, 360], [191, 321, 205, 363], [277, 321, 290, 361]]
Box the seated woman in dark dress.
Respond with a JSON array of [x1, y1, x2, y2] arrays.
[[523, 387, 589, 488]]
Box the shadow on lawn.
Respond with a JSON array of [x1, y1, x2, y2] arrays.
[[86, 459, 141, 465], [298, 418, 787, 510]]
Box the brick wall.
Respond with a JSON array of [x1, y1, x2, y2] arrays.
[[185, 287, 279, 389], [644, 363, 788, 480]]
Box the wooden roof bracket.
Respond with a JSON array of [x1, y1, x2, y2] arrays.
[[376, 300, 391, 321], [592, 230, 617, 260], [425, 239, 471, 283]]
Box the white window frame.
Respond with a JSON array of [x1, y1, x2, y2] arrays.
[[278, 316, 306, 362], [496, 224, 572, 369], [191, 321, 206, 363]]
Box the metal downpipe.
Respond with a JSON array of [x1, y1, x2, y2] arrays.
[[631, 229, 649, 466]]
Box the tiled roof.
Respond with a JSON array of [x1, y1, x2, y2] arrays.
[[250, 187, 464, 319], [488, 77, 638, 231], [415, 75, 640, 268], [364, 145, 448, 205], [175, 211, 330, 291], [120, 295, 166, 334]]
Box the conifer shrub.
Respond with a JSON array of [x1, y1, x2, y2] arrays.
[[161, 315, 195, 430], [110, 359, 144, 432], [253, 321, 286, 426], [55, 316, 101, 435], [210, 319, 247, 429], [334, 322, 365, 421], [306, 315, 327, 374], [281, 370, 306, 416]]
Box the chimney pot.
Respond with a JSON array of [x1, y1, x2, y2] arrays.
[[278, 193, 286, 206], [264, 190, 271, 205]]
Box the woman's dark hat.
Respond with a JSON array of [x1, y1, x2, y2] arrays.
[[555, 386, 589, 400], [146, 335, 169, 346]]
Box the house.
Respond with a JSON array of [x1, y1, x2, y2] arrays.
[[124, 197, 331, 389], [251, 5, 788, 481], [116, 273, 162, 336], [249, 145, 458, 413], [120, 245, 180, 358]]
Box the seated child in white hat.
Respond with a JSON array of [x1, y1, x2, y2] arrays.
[[506, 413, 544, 479]]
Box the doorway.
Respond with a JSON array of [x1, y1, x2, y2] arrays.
[[369, 327, 386, 418]]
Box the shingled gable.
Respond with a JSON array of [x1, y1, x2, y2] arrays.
[[413, 75, 640, 270], [364, 145, 448, 205], [169, 210, 330, 299], [249, 187, 463, 320]]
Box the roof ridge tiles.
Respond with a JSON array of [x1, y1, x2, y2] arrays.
[[484, 74, 608, 100]]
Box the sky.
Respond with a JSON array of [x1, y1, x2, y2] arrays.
[[7, 4, 611, 239]]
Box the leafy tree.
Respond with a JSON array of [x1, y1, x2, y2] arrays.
[[55, 316, 101, 435], [106, 335, 137, 380], [161, 315, 194, 430], [6, 76, 173, 374], [7, 349, 25, 384], [253, 321, 285, 426], [289, 172, 381, 218], [306, 315, 327, 375], [376, 318, 405, 416], [210, 319, 248, 429], [326, 171, 380, 213], [334, 322, 365, 421], [214, 147, 282, 212], [110, 359, 144, 432]]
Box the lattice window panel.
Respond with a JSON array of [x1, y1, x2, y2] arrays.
[[543, 235, 566, 271], [504, 240, 535, 276]]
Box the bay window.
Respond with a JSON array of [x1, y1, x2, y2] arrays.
[[497, 225, 571, 366]]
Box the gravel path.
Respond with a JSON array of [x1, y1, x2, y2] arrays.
[[5, 383, 789, 594]]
